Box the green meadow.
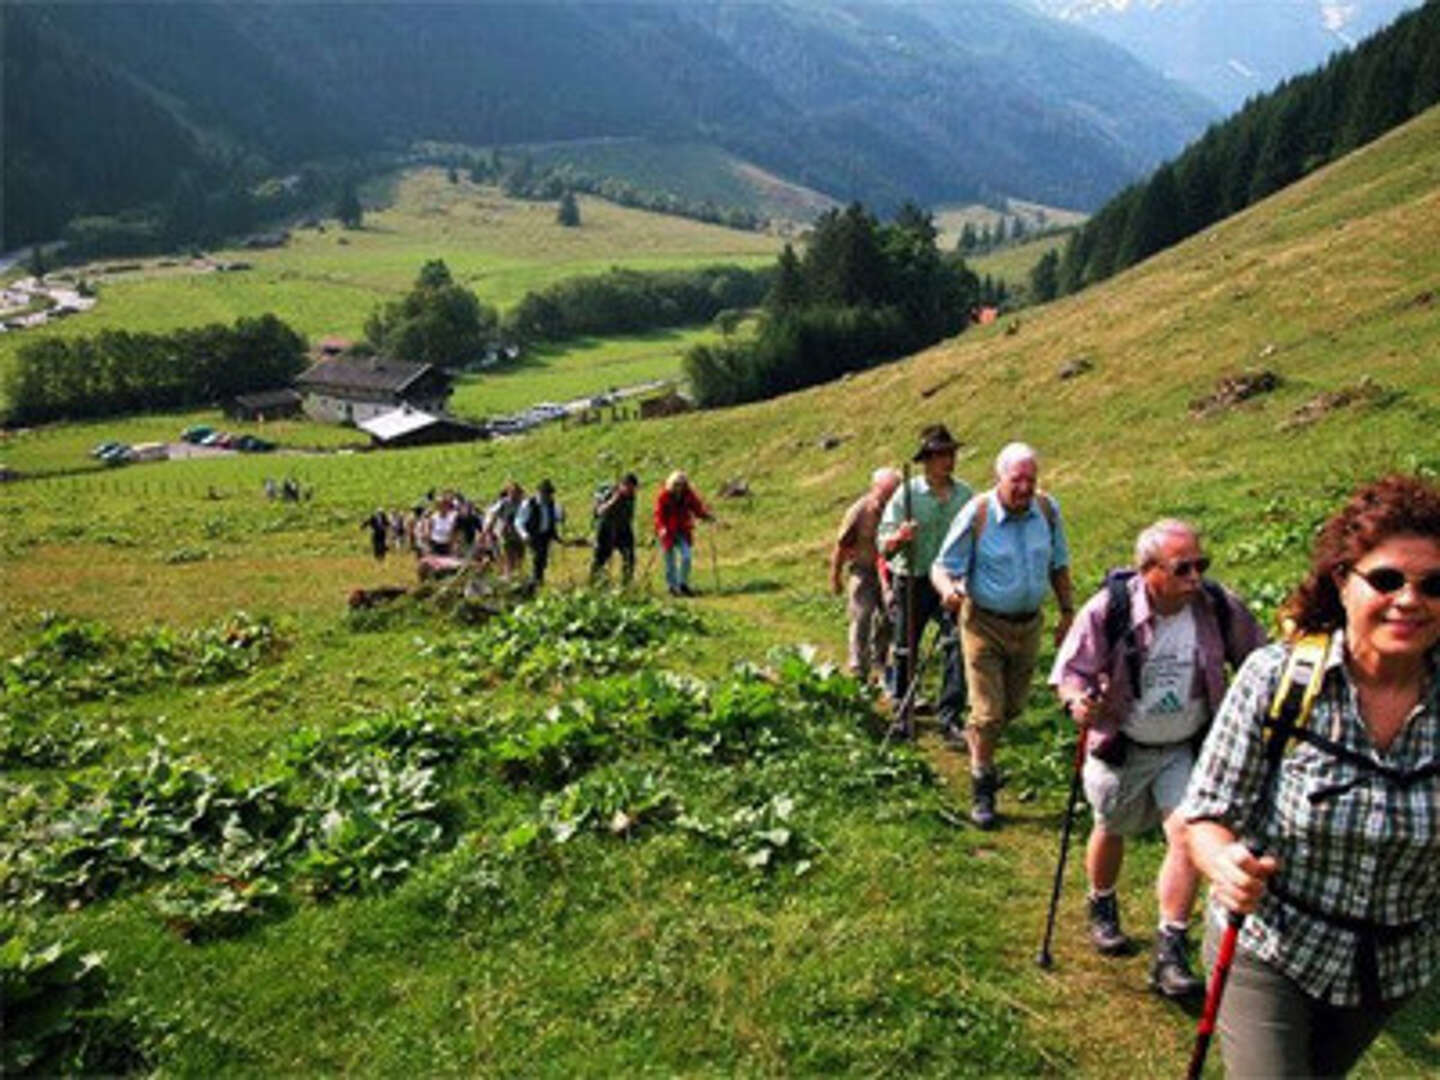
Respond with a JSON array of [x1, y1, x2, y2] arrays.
[[0, 168, 780, 402], [3, 108, 1440, 1076]]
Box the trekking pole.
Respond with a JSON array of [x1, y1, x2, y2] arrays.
[[708, 526, 720, 595], [1186, 892, 1250, 1080], [1185, 633, 1326, 1080], [641, 536, 658, 595], [1037, 706, 1090, 969], [899, 463, 918, 731], [881, 630, 941, 752]]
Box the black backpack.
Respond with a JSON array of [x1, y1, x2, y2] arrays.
[[1102, 568, 1234, 699]]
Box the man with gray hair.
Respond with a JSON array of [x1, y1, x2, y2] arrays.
[[1050, 518, 1266, 998], [831, 466, 903, 682], [932, 442, 1074, 828]]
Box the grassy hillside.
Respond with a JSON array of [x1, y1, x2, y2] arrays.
[[0, 170, 780, 405], [967, 234, 1072, 293], [527, 139, 837, 224], [3, 108, 1439, 1076]]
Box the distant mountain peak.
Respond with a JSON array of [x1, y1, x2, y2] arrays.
[[1030, 0, 1423, 110]]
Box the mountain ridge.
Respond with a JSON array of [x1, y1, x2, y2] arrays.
[[3, 1, 1215, 246]]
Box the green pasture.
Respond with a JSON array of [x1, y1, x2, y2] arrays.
[[0, 326, 712, 479], [0, 169, 780, 401], [4, 109, 1440, 1075], [450, 326, 718, 417], [529, 139, 837, 222], [968, 233, 1071, 291]]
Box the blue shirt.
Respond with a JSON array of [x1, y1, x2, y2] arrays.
[[934, 489, 1069, 614]]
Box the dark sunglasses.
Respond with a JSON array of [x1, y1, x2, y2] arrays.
[[1353, 566, 1440, 599], [1168, 557, 1211, 578]]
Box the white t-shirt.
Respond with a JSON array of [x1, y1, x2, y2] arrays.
[[1123, 605, 1207, 744], [429, 509, 458, 545]]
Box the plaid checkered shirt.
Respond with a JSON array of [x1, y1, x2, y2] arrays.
[[1182, 635, 1440, 1006]]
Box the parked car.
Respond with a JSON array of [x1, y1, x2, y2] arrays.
[[235, 434, 275, 452], [99, 443, 133, 465], [180, 424, 214, 444], [90, 440, 122, 459], [130, 442, 169, 463]]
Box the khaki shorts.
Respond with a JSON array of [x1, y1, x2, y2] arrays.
[[960, 600, 1042, 733], [1083, 741, 1193, 836]]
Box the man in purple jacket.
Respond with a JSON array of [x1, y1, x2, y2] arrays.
[[1050, 518, 1267, 999]]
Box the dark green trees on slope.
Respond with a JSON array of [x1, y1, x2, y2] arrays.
[[685, 203, 978, 408], [364, 261, 498, 369], [5, 316, 306, 425], [1057, 1, 1440, 297]]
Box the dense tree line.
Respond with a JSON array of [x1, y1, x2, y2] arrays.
[[684, 203, 978, 408], [4, 315, 306, 426], [57, 162, 376, 260], [504, 265, 772, 344], [1056, 2, 1440, 296]]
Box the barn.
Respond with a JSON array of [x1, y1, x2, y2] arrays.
[[358, 405, 486, 449]]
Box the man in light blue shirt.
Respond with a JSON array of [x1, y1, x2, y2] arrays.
[[931, 442, 1076, 827]]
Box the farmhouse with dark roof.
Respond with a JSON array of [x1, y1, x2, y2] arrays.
[[294, 357, 453, 425]]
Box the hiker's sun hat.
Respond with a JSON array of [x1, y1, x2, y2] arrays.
[[912, 423, 960, 462]]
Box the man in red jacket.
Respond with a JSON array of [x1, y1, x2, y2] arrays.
[[654, 470, 713, 596]]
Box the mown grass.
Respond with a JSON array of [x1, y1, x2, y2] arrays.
[[0, 169, 780, 404], [450, 326, 719, 417], [4, 107, 1440, 1076], [967, 233, 1071, 291], [528, 139, 837, 223]]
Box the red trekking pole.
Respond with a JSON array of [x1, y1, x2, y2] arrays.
[[1184, 632, 1326, 1079], [1186, 902, 1249, 1079]]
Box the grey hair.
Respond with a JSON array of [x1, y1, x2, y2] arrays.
[[994, 441, 1038, 477], [1135, 518, 1199, 569], [872, 466, 902, 489]]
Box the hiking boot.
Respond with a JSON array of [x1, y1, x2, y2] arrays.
[[970, 771, 998, 830], [1149, 925, 1204, 999], [678, 583, 698, 597], [1087, 892, 1131, 956]]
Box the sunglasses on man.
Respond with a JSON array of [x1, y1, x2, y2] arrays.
[[1353, 566, 1440, 599], [1167, 557, 1211, 578]]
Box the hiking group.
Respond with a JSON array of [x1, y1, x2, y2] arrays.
[[831, 426, 1440, 1078], [361, 470, 717, 595]]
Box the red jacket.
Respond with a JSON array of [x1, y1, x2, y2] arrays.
[[653, 486, 709, 549]]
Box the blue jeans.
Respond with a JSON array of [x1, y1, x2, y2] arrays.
[[663, 538, 692, 591]]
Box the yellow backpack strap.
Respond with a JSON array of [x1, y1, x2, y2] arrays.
[[1263, 632, 1331, 766]]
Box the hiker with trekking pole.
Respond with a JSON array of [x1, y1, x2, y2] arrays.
[[830, 466, 903, 685], [653, 470, 714, 597], [591, 472, 639, 586], [931, 442, 1074, 829], [1180, 474, 1440, 1078], [876, 424, 971, 742], [1048, 519, 1266, 994]]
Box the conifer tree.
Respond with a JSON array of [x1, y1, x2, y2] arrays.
[[337, 181, 363, 229], [766, 243, 806, 314], [557, 190, 581, 227]]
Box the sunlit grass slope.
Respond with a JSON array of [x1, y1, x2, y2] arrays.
[[0, 169, 780, 397], [2, 108, 1438, 1076]]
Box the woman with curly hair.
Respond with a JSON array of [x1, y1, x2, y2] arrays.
[[1182, 474, 1440, 1077]]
